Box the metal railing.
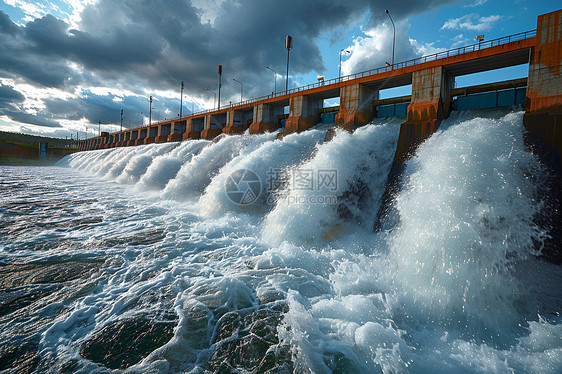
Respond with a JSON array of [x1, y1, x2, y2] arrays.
[[103, 29, 536, 137]]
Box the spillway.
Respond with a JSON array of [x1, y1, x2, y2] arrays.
[[0, 110, 560, 373]]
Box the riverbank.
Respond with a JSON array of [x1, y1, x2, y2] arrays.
[[0, 131, 78, 165]]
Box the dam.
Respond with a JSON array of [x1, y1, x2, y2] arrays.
[[78, 10, 561, 169], [1, 9, 561, 374]]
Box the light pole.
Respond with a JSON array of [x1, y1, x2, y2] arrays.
[[285, 35, 292, 93], [217, 64, 222, 110], [180, 81, 184, 118], [339, 48, 350, 78], [120, 109, 123, 132], [266, 66, 277, 93], [149, 95, 153, 126], [233, 78, 243, 102], [206, 88, 216, 109], [385, 9, 395, 67]]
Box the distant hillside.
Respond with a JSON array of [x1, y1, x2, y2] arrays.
[[0, 130, 76, 148]]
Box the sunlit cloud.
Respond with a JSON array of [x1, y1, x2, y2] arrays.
[[441, 13, 502, 32]]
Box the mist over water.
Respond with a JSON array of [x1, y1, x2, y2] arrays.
[[1, 111, 561, 373]]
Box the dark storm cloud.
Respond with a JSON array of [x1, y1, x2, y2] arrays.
[[3, 109, 61, 128], [75, 0, 457, 97], [0, 84, 25, 109], [44, 91, 149, 127], [0, 83, 59, 128], [0, 9, 17, 35], [0, 0, 457, 130]]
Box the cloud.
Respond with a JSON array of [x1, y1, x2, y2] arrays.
[[464, 0, 487, 7], [441, 13, 502, 32], [2, 109, 61, 128], [341, 20, 446, 76], [0, 84, 25, 109], [0, 0, 459, 135]]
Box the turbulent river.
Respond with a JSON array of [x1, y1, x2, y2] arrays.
[[1, 109, 561, 373]]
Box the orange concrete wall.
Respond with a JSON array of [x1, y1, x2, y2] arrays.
[[407, 66, 453, 122], [250, 103, 283, 133], [524, 9, 562, 170], [285, 95, 322, 134], [394, 66, 453, 162], [526, 10, 562, 114], [335, 83, 378, 130], [224, 110, 246, 134]]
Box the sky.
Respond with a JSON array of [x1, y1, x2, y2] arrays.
[[0, 0, 559, 139]]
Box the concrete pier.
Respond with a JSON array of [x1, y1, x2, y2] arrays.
[[249, 102, 285, 134], [168, 120, 186, 142], [335, 84, 378, 131], [285, 95, 323, 134], [184, 117, 203, 140], [201, 113, 224, 139], [224, 108, 253, 134], [524, 10, 562, 170], [394, 66, 454, 161]]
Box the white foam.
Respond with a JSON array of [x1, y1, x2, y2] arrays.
[[163, 132, 276, 200], [199, 129, 325, 218], [262, 118, 401, 245], [15, 110, 561, 373]]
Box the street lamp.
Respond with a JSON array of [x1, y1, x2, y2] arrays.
[[266, 66, 277, 93], [339, 48, 350, 78], [285, 35, 293, 93], [120, 109, 123, 132], [233, 78, 243, 102], [206, 88, 216, 109], [385, 9, 395, 67], [217, 64, 222, 110]]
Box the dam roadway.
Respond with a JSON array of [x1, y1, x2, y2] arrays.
[[79, 10, 561, 168]]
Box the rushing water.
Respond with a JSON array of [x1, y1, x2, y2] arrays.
[[0, 110, 561, 373]]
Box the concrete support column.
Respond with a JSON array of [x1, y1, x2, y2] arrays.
[[223, 110, 246, 134], [201, 113, 223, 139], [524, 9, 562, 170], [249, 103, 284, 134], [285, 95, 323, 134], [122, 132, 130, 147], [184, 117, 203, 140], [135, 128, 148, 145], [144, 126, 158, 144], [116, 133, 122, 147], [395, 66, 453, 161], [156, 123, 171, 143], [127, 130, 138, 146], [168, 120, 186, 142], [335, 84, 379, 131]]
